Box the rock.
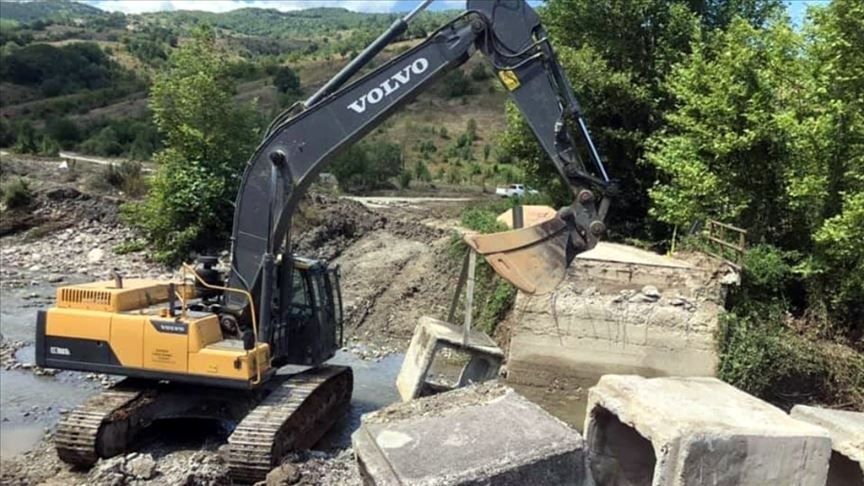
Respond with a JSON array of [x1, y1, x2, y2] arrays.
[[45, 187, 81, 201], [641, 284, 661, 299], [124, 452, 157, 480], [88, 455, 127, 486], [720, 269, 741, 285], [266, 463, 301, 485], [27, 265, 42, 272], [87, 248, 105, 264], [48, 275, 64, 283]]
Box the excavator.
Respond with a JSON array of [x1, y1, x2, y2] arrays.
[[35, 0, 613, 482]]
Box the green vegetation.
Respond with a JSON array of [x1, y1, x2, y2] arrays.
[[1, 42, 131, 96], [123, 26, 260, 264], [95, 161, 147, 197], [273, 65, 302, 106], [1, 178, 34, 209], [494, 0, 862, 409], [330, 141, 403, 192], [449, 197, 553, 334]]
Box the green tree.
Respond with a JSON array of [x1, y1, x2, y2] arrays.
[[645, 18, 805, 240], [45, 117, 80, 149], [330, 141, 402, 192], [13, 122, 37, 154], [125, 26, 259, 264], [273, 65, 301, 95], [646, 2, 863, 341], [805, 0, 864, 334], [499, 0, 782, 236]]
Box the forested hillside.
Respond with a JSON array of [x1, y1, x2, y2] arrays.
[[0, 1, 498, 187]]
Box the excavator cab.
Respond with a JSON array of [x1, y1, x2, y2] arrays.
[[275, 256, 344, 367]]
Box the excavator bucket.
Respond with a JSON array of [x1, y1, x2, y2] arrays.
[[463, 213, 582, 295]]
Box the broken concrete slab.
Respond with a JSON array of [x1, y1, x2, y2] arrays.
[[396, 316, 503, 401], [353, 383, 586, 485], [585, 375, 832, 486], [506, 245, 732, 428], [791, 405, 864, 486]]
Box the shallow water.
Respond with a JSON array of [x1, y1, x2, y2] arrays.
[[0, 284, 57, 342], [0, 348, 99, 457]]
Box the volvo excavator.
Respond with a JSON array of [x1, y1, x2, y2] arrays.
[[35, 0, 614, 482]]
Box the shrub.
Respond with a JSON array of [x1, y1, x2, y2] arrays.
[[39, 136, 59, 156], [717, 307, 864, 410], [45, 117, 80, 148], [470, 63, 491, 81], [460, 206, 507, 234], [740, 244, 793, 298], [1, 178, 33, 208], [114, 239, 146, 255], [414, 160, 431, 182], [398, 170, 412, 190], [99, 161, 147, 197], [441, 69, 475, 98], [13, 122, 37, 154]]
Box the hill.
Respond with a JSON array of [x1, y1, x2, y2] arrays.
[[0, 0, 104, 24], [0, 2, 517, 190]]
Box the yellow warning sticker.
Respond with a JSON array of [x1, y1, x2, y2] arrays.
[[498, 69, 521, 91]]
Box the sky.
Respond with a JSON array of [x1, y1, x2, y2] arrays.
[[82, 0, 825, 24]]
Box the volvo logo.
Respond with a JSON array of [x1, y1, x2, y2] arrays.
[[347, 58, 429, 114]]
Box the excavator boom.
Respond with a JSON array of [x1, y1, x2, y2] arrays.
[[227, 0, 613, 361]]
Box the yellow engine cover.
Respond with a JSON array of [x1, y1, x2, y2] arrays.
[[38, 279, 270, 388]]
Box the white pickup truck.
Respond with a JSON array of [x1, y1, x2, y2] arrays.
[[495, 184, 538, 198]]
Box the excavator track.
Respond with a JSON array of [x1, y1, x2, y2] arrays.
[[54, 386, 153, 466], [226, 365, 353, 484]]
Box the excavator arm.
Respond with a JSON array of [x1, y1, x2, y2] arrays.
[[226, 0, 613, 347]]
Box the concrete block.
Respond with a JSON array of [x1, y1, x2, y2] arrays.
[[352, 383, 586, 485], [396, 316, 503, 401], [791, 405, 864, 486], [585, 375, 832, 486], [505, 245, 731, 428]]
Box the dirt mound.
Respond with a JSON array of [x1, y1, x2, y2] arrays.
[[292, 193, 443, 261], [0, 186, 121, 238], [290, 194, 462, 350]]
